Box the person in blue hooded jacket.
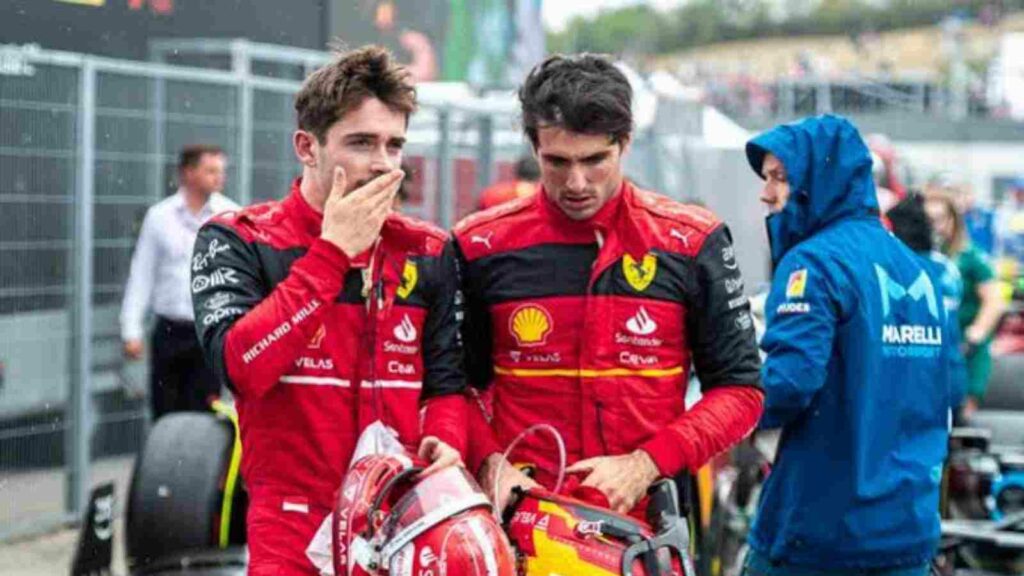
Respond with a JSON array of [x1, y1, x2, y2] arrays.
[[742, 115, 951, 576]]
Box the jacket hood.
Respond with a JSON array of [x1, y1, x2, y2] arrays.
[[746, 114, 878, 265]]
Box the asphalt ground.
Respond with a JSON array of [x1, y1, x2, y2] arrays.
[[0, 456, 133, 575]]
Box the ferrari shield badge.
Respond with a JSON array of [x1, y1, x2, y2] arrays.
[[623, 253, 657, 292], [397, 260, 418, 299]]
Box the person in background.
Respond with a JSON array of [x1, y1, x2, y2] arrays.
[[887, 193, 968, 413], [958, 185, 996, 255], [995, 177, 1024, 265], [120, 144, 239, 420], [744, 115, 950, 576], [925, 190, 1006, 419], [476, 155, 540, 210]]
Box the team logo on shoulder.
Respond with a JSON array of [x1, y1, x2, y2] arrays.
[[509, 304, 553, 347], [397, 261, 418, 299], [786, 269, 808, 299], [623, 253, 657, 292]]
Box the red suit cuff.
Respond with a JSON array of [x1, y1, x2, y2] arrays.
[[422, 394, 469, 457], [640, 386, 765, 476]]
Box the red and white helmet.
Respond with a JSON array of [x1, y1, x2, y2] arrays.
[[333, 454, 516, 576]]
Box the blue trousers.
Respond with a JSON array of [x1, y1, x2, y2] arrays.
[[739, 548, 931, 576]]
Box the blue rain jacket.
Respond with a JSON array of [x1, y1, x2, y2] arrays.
[[746, 115, 950, 569]]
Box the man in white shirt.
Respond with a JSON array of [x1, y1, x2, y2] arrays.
[[121, 144, 240, 419]]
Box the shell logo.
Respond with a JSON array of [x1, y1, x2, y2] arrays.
[[509, 304, 553, 347]]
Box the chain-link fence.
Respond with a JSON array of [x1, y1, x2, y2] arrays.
[[0, 41, 767, 540], [0, 57, 80, 536]]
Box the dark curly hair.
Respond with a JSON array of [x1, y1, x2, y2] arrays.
[[295, 45, 416, 142], [518, 53, 633, 147]]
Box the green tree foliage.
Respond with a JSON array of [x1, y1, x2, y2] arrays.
[[547, 0, 1024, 56]]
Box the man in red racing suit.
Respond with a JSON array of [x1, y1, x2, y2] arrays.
[[191, 47, 468, 575], [457, 54, 765, 515]]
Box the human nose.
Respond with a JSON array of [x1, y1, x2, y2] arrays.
[[370, 142, 396, 173], [565, 164, 586, 192]]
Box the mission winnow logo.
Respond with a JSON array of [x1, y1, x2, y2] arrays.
[[875, 265, 942, 359]]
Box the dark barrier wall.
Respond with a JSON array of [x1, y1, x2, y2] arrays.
[[2, 0, 328, 58]]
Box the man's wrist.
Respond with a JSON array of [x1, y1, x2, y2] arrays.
[[482, 452, 505, 469], [632, 449, 662, 485]]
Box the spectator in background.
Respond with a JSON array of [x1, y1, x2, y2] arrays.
[[476, 155, 539, 210], [995, 177, 1024, 267], [958, 185, 996, 255], [120, 145, 239, 420], [887, 193, 968, 414], [926, 190, 1006, 419]]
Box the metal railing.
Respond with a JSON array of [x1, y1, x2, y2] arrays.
[[708, 74, 990, 122]]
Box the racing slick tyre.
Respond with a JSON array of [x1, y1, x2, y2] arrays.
[[126, 412, 242, 571], [983, 355, 1024, 411]]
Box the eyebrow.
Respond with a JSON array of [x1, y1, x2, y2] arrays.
[[542, 150, 610, 163], [343, 132, 406, 146]]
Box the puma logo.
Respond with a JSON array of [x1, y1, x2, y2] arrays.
[[471, 231, 494, 250], [670, 229, 692, 247]]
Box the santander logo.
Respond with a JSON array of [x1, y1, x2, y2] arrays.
[[625, 306, 658, 336], [394, 315, 418, 343]]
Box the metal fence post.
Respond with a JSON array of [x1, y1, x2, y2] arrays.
[[475, 114, 494, 200], [67, 58, 96, 520], [232, 41, 254, 205], [780, 81, 795, 118], [816, 81, 832, 114], [437, 109, 453, 230], [150, 76, 166, 203], [150, 50, 167, 203]]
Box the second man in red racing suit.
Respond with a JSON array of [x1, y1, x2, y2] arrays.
[[458, 54, 765, 515]]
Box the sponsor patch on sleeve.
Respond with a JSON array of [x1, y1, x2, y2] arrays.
[[786, 268, 808, 299], [776, 302, 811, 315]]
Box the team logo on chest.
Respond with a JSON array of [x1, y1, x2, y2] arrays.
[[509, 304, 553, 347], [307, 324, 326, 349], [626, 306, 658, 336], [397, 260, 418, 299], [622, 253, 657, 292], [393, 314, 418, 343]]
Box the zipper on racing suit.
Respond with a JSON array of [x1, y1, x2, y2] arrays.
[[586, 230, 611, 456], [361, 242, 388, 428], [595, 400, 611, 453]]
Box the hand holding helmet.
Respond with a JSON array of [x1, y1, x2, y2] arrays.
[[332, 453, 517, 576], [565, 450, 662, 514]]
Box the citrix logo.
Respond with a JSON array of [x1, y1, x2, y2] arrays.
[[874, 265, 938, 320]]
